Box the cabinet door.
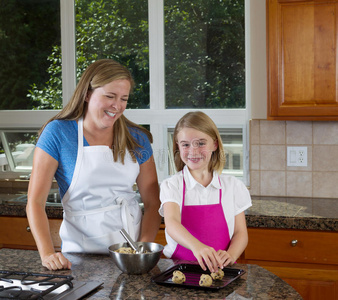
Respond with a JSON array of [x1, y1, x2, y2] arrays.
[[0, 216, 62, 250], [267, 0, 338, 120], [284, 278, 337, 300], [154, 224, 166, 246], [245, 228, 338, 265], [244, 228, 338, 300]]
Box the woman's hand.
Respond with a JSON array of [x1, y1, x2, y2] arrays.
[[216, 249, 235, 268], [42, 252, 72, 270]]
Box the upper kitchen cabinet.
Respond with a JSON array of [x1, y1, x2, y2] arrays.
[[267, 0, 338, 120]]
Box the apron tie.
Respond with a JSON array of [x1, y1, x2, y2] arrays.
[[116, 197, 137, 241], [63, 204, 120, 217]]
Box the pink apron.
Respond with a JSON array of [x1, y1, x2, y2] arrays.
[[172, 173, 231, 261]]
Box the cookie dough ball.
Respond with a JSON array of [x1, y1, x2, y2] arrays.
[[211, 268, 224, 280], [172, 270, 186, 284], [199, 274, 213, 287], [115, 247, 134, 254]]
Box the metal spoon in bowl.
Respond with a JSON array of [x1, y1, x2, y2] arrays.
[[119, 229, 144, 254]]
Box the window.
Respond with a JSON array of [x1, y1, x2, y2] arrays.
[[75, 0, 150, 109], [0, 0, 250, 185], [164, 1, 245, 109], [0, 130, 37, 173], [0, 0, 61, 110], [220, 128, 244, 178]]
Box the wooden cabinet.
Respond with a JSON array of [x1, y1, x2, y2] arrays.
[[242, 228, 338, 300], [0, 216, 166, 252], [267, 0, 338, 120], [0, 216, 62, 251], [154, 224, 166, 246]]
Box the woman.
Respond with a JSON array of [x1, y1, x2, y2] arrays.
[[26, 59, 161, 270]]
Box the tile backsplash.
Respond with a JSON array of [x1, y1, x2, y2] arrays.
[[250, 120, 338, 198]]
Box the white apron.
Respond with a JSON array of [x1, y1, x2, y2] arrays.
[[59, 117, 142, 254]]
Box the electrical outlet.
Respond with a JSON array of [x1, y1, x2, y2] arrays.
[[287, 146, 308, 167]]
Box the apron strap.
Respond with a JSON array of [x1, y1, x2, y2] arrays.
[[64, 117, 84, 198], [116, 197, 138, 240]]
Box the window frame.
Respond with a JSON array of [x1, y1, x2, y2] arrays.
[[0, 129, 37, 172], [0, 0, 251, 185]]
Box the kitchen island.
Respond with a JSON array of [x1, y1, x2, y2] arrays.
[[0, 194, 337, 299], [0, 248, 301, 299]]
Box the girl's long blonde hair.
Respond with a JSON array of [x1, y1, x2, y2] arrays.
[[39, 59, 152, 163], [173, 111, 225, 174]]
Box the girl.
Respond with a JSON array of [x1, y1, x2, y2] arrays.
[[159, 111, 252, 273]]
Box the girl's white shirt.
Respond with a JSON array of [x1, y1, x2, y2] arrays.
[[159, 165, 252, 258]]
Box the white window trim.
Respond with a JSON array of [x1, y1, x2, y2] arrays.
[[60, 0, 76, 105], [0, 0, 251, 186], [125, 108, 249, 183]]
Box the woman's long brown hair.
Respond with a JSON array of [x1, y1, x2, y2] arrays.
[[38, 59, 152, 164]]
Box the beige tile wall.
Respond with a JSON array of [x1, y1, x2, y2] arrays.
[[250, 119, 338, 198]]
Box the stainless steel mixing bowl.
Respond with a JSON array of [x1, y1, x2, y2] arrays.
[[108, 242, 164, 275]]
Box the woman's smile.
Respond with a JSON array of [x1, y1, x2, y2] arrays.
[[105, 110, 117, 118], [85, 79, 130, 129]]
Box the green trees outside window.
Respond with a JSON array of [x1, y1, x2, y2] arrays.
[[0, 0, 244, 110], [0, 0, 60, 110]]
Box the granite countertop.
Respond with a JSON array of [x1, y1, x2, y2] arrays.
[[0, 193, 63, 219], [0, 194, 337, 231], [0, 248, 301, 299], [247, 195, 338, 231]]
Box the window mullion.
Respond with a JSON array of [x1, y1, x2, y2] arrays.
[[60, 0, 76, 106], [148, 0, 165, 110], [148, 0, 167, 181]]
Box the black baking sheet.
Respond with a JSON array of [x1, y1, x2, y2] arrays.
[[151, 263, 245, 290]]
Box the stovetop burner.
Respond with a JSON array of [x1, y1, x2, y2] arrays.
[[0, 270, 103, 300]]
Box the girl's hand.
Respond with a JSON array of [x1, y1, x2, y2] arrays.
[[42, 252, 72, 270], [217, 249, 235, 268], [192, 245, 223, 273]]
